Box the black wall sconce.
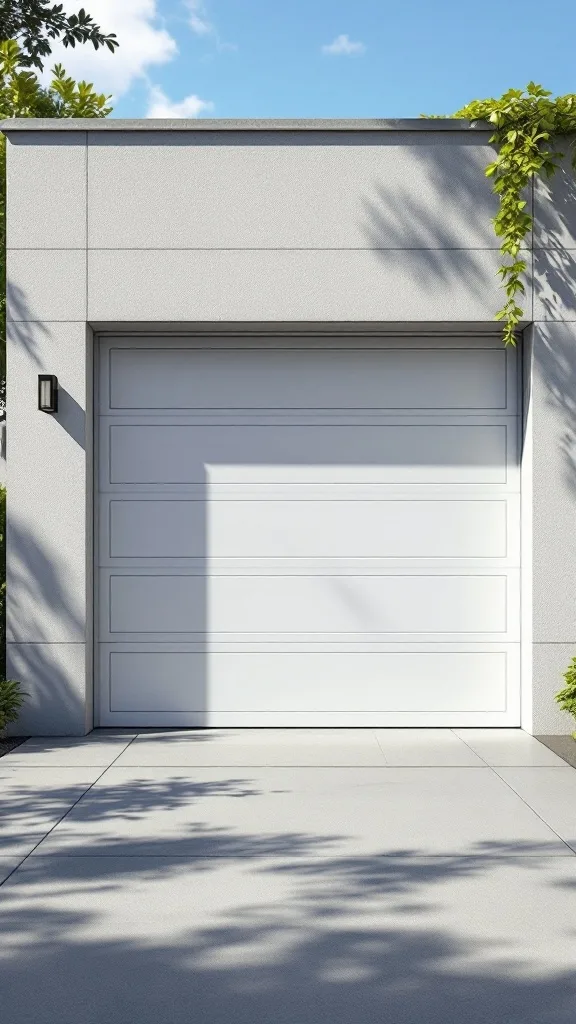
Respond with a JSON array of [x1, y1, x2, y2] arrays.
[[38, 375, 59, 413]]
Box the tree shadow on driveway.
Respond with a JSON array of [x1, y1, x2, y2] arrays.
[[1, 771, 575, 1024]]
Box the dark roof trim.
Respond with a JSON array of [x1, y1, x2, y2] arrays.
[[0, 117, 489, 132]]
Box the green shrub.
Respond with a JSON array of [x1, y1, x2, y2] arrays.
[[0, 484, 5, 679], [555, 658, 576, 738], [0, 678, 26, 731], [0, 489, 24, 732]]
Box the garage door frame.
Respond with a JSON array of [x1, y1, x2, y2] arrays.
[[92, 327, 524, 729]]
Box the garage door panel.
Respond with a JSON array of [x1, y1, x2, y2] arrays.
[[107, 573, 204, 634], [107, 499, 205, 559], [212, 651, 512, 714], [103, 498, 509, 561], [108, 346, 509, 413], [105, 422, 510, 487], [209, 499, 509, 560], [100, 494, 520, 568], [102, 571, 516, 641], [217, 573, 512, 637], [104, 647, 513, 716], [109, 651, 205, 713]]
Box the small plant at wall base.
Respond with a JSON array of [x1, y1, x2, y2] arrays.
[[0, 488, 25, 738], [0, 678, 26, 736], [555, 659, 576, 740], [428, 84, 576, 345]]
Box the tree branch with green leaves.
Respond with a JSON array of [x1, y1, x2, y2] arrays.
[[0, 1, 118, 70]]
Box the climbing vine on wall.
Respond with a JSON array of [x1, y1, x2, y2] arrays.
[[430, 84, 576, 345]]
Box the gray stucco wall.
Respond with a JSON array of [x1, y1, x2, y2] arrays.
[[6, 128, 513, 324], [526, 154, 576, 733], [2, 120, 575, 734]]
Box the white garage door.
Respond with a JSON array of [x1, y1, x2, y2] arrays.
[[97, 334, 520, 727]]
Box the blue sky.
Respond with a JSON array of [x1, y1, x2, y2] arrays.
[[44, 1, 576, 119]]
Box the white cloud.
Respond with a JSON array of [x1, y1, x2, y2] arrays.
[[39, 0, 177, 98], [146, 84, 213, 118], [183, 0, 237, 51], [184, 1, 212, 36], [322, 34, 365, 56]]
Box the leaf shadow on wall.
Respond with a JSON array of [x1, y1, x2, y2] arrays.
[[360, 134, 506, 312]]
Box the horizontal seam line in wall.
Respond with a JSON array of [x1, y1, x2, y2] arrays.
[[4, 320, 541, 326], [6, 246, 534, 252], [7, 641, 86, 645], [6, 317, 86, 321], [6, 319, 541, 323], [6, 319, 87, 323]]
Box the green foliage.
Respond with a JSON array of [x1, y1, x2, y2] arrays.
[[435, 85, 576, 345], [0, 484, 5, 679], [0, 1, 118, 70], [49, 61, 113, 117], [556, 657, 576, 725], [0, 486, 25, 732], [0, 485, 23, 729], [0, 486, 25, 729], [0, 130, 4, 405], [0, 678, 27, 730], [0, 38, 112, 116]]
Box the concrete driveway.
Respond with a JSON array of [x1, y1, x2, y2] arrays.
[[1, 728, 576, 1023]]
